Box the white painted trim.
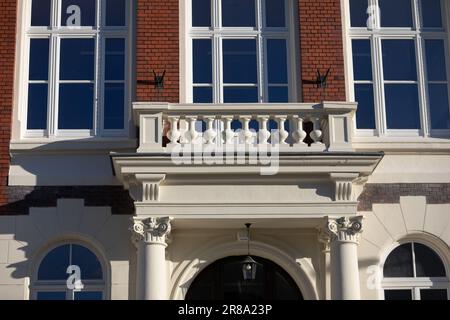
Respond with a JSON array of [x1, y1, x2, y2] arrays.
[[18, 0, 132, 140], [28, 234, 111, 300], [343, 0, 450, 138], [377, 234, 450, 300], [184, 0, 298, 103]]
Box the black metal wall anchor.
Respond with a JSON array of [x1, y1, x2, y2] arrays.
[[136, 69, 166, 101], [153, 70, 166, 91], [302, 68, 331, 101]]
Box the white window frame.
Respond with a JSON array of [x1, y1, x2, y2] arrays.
[[185, 0, 299, 103], [30, 241, 108, 300], [381, 241, 450, 300], [344, 0, 450, 138], [21, 0, 132, 139]]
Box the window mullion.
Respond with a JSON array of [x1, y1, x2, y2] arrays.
[[214, 35, 221, 103], [50, 35, 60, 136], [416, 35, 430, 137], [412, 243, 418, 278], [257, 0, 264, 102], [372, 35, 386, 136]]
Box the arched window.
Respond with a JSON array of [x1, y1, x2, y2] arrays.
[[32, 243, 105, 300], [382, 242, 449, 300]]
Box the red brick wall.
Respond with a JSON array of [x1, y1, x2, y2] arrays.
[[136, 0, 179, 103], [298, 0, 346, 102], [0, 0, 17, 208]]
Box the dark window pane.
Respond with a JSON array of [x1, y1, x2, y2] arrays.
[[193, 39, 212, 84], [384, 290, 413, 300], [74, 291, 103, 300], [425, 40, 447, 82], [27, 84, 48, 130], [384, 243, 414, 277], [31, 0, 51, 26], [268, 87, 288, 102], [38, 245, 70, 280], [420, 289, 448, 300], [29, 39, 49, 81], [355, 84, 375, 129], [58, 84, 94, 130], [71, 245, 103, 280], [104, 84, 125, 129], [106, 0, 126, 26], [193, 87, 213, 103], [414, 243, 446, 277], [385, 84, 420, 129], [224, 87, 258, 103], [379, 0, 413, 28], [382, 40, 417, 81], [265, 0, 285, 27], [222, 0, 256, 27], [60, 39, 95, 80], [192, 0, 211, 27], [267, 39, 288, 84], [61, 0, 96, 27], [421, 0, 442, 28], [37, 292, 66, 300], [429, 84, 450, 129], [350, 0, 368, 27], [105, 38, 125, 81], [352, 39, 372, 81], [274, 270, 301, 300], [223, 39, 257, 84]]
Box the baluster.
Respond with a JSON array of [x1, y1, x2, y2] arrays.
[[167, 116, 181, 145], [258, 116, 270, 145], [186, 116, 199, 144], [292, 115, 308, 146], [240, 116, 254, 145], [222, 116, 235, 145], [310, 116, 324, 145], [276, 116, 289, 145], [203, 116, 217, 145]]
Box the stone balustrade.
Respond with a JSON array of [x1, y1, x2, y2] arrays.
[[133, 102, 357, 153]]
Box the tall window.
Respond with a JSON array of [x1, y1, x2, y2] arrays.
[[347, 0, 450, 136], [383, 242, 449, 300], [33, 243, 105, 300], [25, 0, 129, 138], [189, 0, 297, 103]]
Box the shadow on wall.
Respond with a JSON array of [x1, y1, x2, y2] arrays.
[[1, 137, 137, 216], [1, 138, 137, 299]]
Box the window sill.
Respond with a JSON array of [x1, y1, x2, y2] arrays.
[[10, 137, 137, 155], [353, 136, 450, 153]]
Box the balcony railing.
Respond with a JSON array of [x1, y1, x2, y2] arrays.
[[133, 102, 357, 153]]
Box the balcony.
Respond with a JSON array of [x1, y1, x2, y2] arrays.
[[133, 101, 357, 153]]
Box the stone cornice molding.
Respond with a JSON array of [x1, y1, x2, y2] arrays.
[[325, 216, 363, 244], [131, 216, 172, 246]]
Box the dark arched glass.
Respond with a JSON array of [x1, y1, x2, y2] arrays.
[[384, 242, 446, 278], [38, 244, 103, 281], [186, 256, 303, 300]]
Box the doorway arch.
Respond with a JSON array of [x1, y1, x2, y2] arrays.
[[186, 256, 303, 300]]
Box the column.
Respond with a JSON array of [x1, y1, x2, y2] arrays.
[[325, 216, 363, 300], [132, 217, 171, 300]]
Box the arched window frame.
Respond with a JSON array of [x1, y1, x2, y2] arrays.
[[381, 239, 450, 300], [30, 240, 108, 300], [182, 0, 300, 103]]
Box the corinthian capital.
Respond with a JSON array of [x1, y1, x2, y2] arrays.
[[326, 216, 363, 244], [131, 217, 172, 246]]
